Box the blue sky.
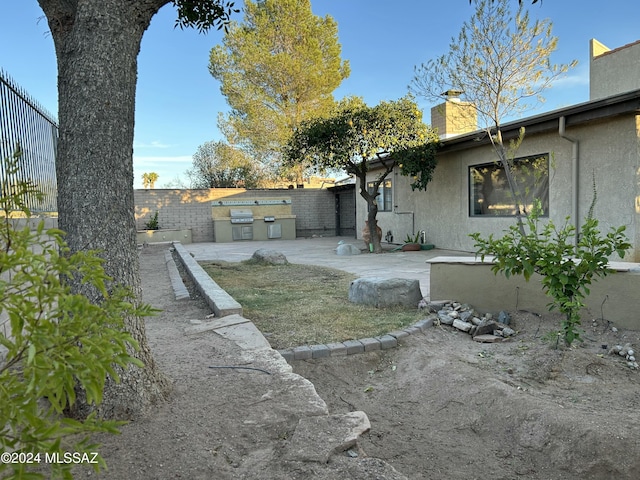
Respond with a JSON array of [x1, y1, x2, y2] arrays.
[[1, 1, 639, 188]]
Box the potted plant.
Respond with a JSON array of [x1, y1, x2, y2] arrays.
[[402, 232, 422, 251]]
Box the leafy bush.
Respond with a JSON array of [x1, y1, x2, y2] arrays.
[[471, 200, 630, 346], [144, 211, 159, 230], [1, 148, 153, 479]]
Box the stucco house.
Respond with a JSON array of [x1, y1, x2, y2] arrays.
[[359, 38, 640, 262]]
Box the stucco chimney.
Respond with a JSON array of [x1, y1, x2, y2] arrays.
[[430, 90, 477, 139], [589, 37, 640, 101]]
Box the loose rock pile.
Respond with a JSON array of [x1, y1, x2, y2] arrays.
[[609, 344, 639, 369], [427, 301, 639, 371], [424, 301, 516, 343]]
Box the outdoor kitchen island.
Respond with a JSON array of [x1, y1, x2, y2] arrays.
[[211, 197, 297, 242]]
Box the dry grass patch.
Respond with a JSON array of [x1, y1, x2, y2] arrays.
[[200, 260, 426, 349]]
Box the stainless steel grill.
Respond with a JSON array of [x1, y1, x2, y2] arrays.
[[229, 209, 254, 224]]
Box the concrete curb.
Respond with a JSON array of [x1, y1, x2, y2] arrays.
[[172, 242, 242, 317], [164, 250, 190, 301]]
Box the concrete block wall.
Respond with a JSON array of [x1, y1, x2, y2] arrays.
[[135, 189, 218, 243], [134, 188, 339, 242], [288, 189, 335, 237], [336, 190, 356, 237]]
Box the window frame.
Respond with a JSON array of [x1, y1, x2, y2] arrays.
[[367, 179, 393, 212], [469, 154, 549, 218]]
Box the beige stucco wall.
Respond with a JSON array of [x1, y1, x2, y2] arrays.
[[358, 114, 640, 261], [429, 258, 640, 331], [590, 39, 640, 101]]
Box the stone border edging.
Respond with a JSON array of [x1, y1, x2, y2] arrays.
[[164, 250, 190, 301], [172, 242, 243, 317], [169, 241, 435, 362], [277, 317, 434, 363], [165, 244, 414, 477]]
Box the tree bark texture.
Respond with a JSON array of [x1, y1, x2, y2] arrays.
[[355, 172, 382, 253], [39, 0, 171, 419]]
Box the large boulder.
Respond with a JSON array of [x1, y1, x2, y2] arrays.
[[348, 277, 422, 308], [251, 249, 288, 265], [336, 243, 362, 256]]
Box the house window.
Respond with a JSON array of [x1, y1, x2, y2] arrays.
[[367, 179, 392, 212], [469, 154, 549, 217]]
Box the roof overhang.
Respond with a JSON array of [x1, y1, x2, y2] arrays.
[[328, 183, 356, 193], [438, 89, 640, 154]]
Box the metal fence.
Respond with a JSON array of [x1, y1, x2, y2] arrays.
[[0, 69, 58, 213]]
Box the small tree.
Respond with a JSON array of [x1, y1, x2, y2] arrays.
[[187, 140, 263, 188], [285, 95, 439, 253], [411, 0, 576, 233], [1, 149, 154, 479], [471, 198, 631, 346]]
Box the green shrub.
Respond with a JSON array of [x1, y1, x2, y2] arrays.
[[471, 199, 630, 346], [404, 232, 421, 244], [1, 148, 154, 479], [144, 211, 159, 230]]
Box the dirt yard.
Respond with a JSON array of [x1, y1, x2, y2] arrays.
[[76, 246, 640, 480], [294, 310, 640, 479]]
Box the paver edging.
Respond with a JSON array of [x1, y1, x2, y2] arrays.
[[278, 314, 437, 362]]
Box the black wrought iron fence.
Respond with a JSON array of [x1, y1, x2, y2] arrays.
[[0, 69, 58, 213]]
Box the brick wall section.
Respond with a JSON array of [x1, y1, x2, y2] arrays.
[[134, 188, 344, 241], [290, 189, 335, 237]]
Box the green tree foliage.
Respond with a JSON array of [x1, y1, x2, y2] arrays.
[[411, 0, 575, 232], [1, 149, 155, 479], [471, 199, 630, 346], [173, 0, 239, 32], [209, 0, 350, 183], [286, 95, 439, 253], [187, 140, 264, 188]]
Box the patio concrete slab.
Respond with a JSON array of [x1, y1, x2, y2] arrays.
[[185, 236, 471, 299]]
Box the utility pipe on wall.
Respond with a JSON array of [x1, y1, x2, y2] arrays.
[[394, 211, 415, 236], [559, 116, 579, 245]]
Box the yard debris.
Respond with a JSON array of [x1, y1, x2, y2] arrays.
[[427, 301, 517, 340], [609, 344, 639, 369], [427, 300, 639, 371]]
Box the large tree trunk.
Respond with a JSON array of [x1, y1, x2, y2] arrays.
[[356, 174, 382, 253], [40, 0, 170, 419]]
